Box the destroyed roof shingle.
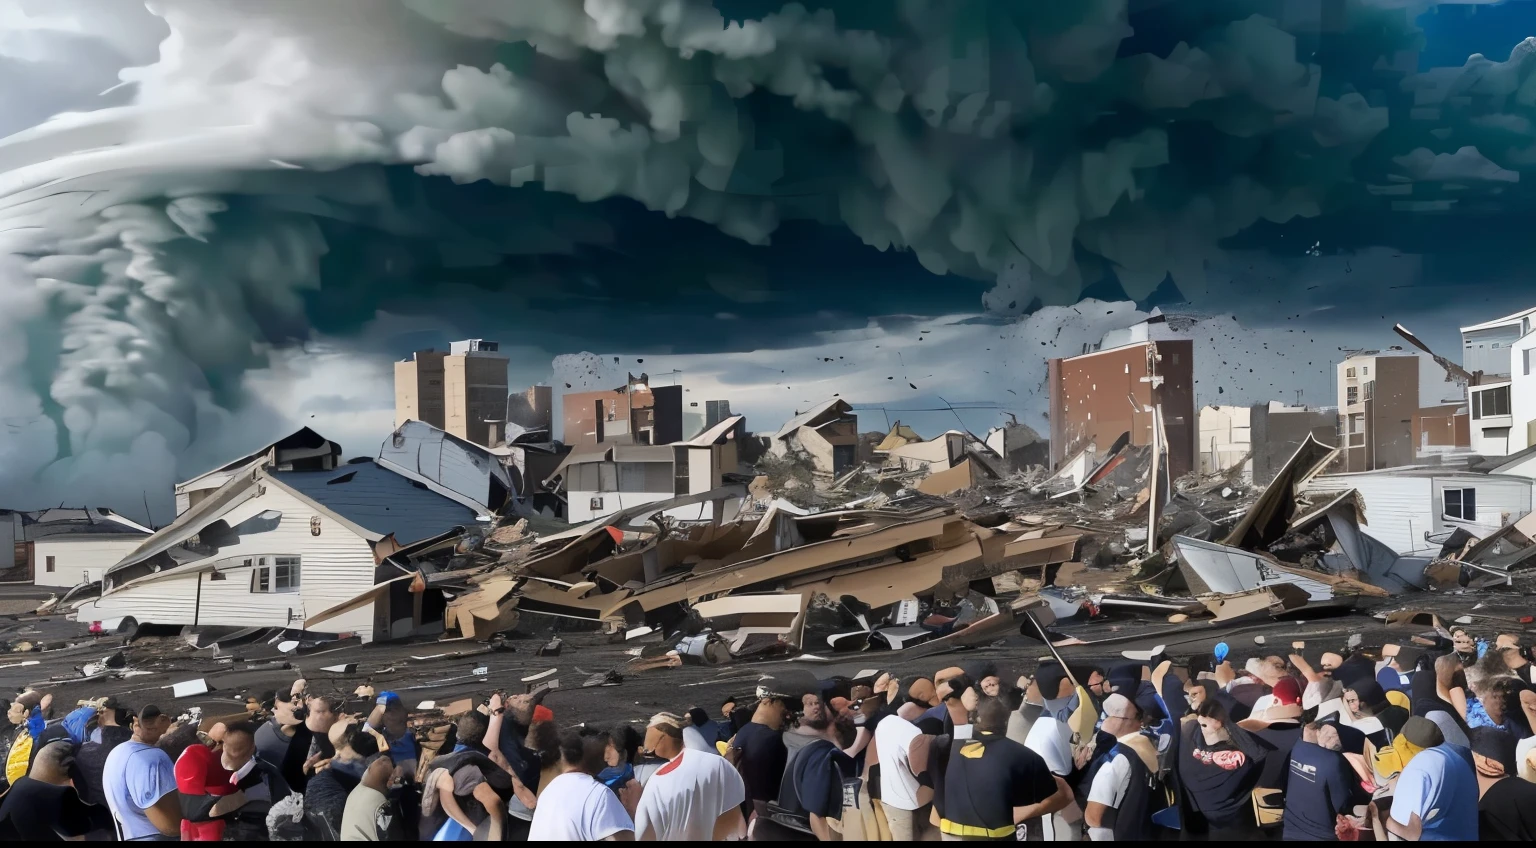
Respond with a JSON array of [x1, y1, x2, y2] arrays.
[[271, 459, 482, 545]]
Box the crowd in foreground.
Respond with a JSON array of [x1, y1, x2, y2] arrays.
[[0, 623, 1535, 840]]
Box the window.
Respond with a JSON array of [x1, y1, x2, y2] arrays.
[[1346, 387, 1358, 405], [45, 556, 54, 573], [1493, 342, 1502, 349], [1525, 349, 1533, 377], [1362, 366, 1369, 376], [251, 556, 300, 593], [673, 448, 691, 497], [1474, 386, 1511, 419], [1346, 367, 1356, 378], [1444, 488, 1477, 522]]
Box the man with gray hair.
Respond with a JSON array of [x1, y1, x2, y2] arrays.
[[634, 712, 745, 841], [0, 739, 92, 840]]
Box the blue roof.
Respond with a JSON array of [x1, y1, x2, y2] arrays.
[[270, 460, 481, 545]]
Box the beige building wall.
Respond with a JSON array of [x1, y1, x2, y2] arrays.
[[394, 351, 446, 429]]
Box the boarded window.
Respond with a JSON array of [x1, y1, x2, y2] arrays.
[[1444, 488, 1477, 522], [45, 555, 54, 573]]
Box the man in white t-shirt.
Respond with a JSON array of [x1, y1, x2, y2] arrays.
[[529, 726, 635, 841], [1084, 695, 1159, 842], [874, 702, 928, 841], [633, 712, 745, 841]]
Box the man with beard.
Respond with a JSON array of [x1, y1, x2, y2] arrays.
[[0, 740, 92, 840], [776, 690, 855, 841]]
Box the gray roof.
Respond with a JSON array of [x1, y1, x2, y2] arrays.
[[270, 459, 482, 545], [12, 507, 151, 541]]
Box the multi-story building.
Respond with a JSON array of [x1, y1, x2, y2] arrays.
[[394, 340, 508, 448], [1335, 352, 1419, 472], [1046, 313, 1196, 479]]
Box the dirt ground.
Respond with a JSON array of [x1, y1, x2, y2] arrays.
[[2, 589, 1527, 735]]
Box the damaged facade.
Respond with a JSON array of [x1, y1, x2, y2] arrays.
[[768, 398, 860, 481], [75, 430, 490, 642]]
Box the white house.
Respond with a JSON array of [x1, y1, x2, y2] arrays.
[[22, 508, 153, 589], [175, 428, 342, 516], [554, 415, 745, 524], [376, 420, 515, 513], [1469, 380, 1514, 456], [76, 458, 487, 641], [1508, 329, 1536, 453], [1301, 465, 1533, 556], [768, 398, 859, 480]]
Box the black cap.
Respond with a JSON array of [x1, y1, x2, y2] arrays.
[[138, 705, 165, 722], [1471, 727, 1519, 776], [1402, 716, 1444, 749]]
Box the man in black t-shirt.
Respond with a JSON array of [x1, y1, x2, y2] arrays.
[[725, 694, 790, 820], [1471, 727, 1536, 840], [940, 697, 1069, 840], [0, 740, 91, 841]]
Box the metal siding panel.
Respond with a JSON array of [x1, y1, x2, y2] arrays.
[[1304, 474, 1435, 554]]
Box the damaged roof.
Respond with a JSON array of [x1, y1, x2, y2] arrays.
[[15, 507, 153, 540], [772, 398, 853, 441], [270, 460, 485, 545]]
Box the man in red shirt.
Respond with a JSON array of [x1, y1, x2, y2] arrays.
[[174, 726, 245, 841]]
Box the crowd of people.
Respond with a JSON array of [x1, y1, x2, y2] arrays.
[[1, 624, 1535, 841]]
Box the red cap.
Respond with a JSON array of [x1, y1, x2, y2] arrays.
[[533, 705, 554, 723], [1271, 676, 1302, 707]]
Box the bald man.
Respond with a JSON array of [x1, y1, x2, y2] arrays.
[[0, 740, 91, 840]]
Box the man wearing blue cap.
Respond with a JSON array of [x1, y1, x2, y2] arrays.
[[366, 692, 419, 781]]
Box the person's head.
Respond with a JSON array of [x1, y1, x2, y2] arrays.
[[1249, 656, 1287, 686], [1494, 645, 1526, 671], [220, 721, 259, 772], [1100, 694, 1144, 738], [608, 725, 642, 767], [1481, 677, 1521, 723], [972, 697, 1011, 735], [1195, 700, 1232, 745], [1471, 727, 1519, 779], [1402, 716, 1445, 751], [132, 705, 172, 744], [644, 712, 686, 759], [558, 727, 611, 776], [1343, 680, 1386, 719], [455, 711, 490, 751], [374, 694, 407, 734], [5, 699, 24, 725], [753, 695, 789, 728], [720, 698, 737, 719], [1304, 720, 1343, 752], [1452, 627, 1476, 655], [526, 714, 561, 769], [331, 719, 377, 760], [1497, 633, 1522, 650], [1435, 653, 1465, 688], [800, 692, 831, 731], [30, 740, 75, 784], [1085, 667, 1110, 697], [905, 677, 938, 708], [1318, 653, 1344, 675], [1184, 679, 1216, 711], [271, 691, 304, 727], [305, 695, 339, 734], [361, 752, 394, 790]]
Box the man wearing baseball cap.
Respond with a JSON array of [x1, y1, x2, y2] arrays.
[[634, 712, 745, 841], [102, 705, 182, 840], [1371, 715, 1477, 841]]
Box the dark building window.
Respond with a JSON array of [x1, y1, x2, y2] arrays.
[[1444, 488, 1476, 522], [1474, 386, 1511, 419]]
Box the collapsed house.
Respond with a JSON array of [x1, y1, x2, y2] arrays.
[[312, 484, 1084, 657], [378, 419, 516, 513], [768, 398, 859, 481], [74, 449, 490, 642]]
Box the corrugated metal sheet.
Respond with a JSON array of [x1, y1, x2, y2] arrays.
[[271, 460, 480, 545]]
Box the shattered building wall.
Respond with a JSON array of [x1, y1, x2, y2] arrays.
[[506, 385, 553, 436], [563, 382, 656, 448], [1250, 403, 1339, 484], [1413, 404, 1471, 459], [1048, 339, 1196, 479]]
